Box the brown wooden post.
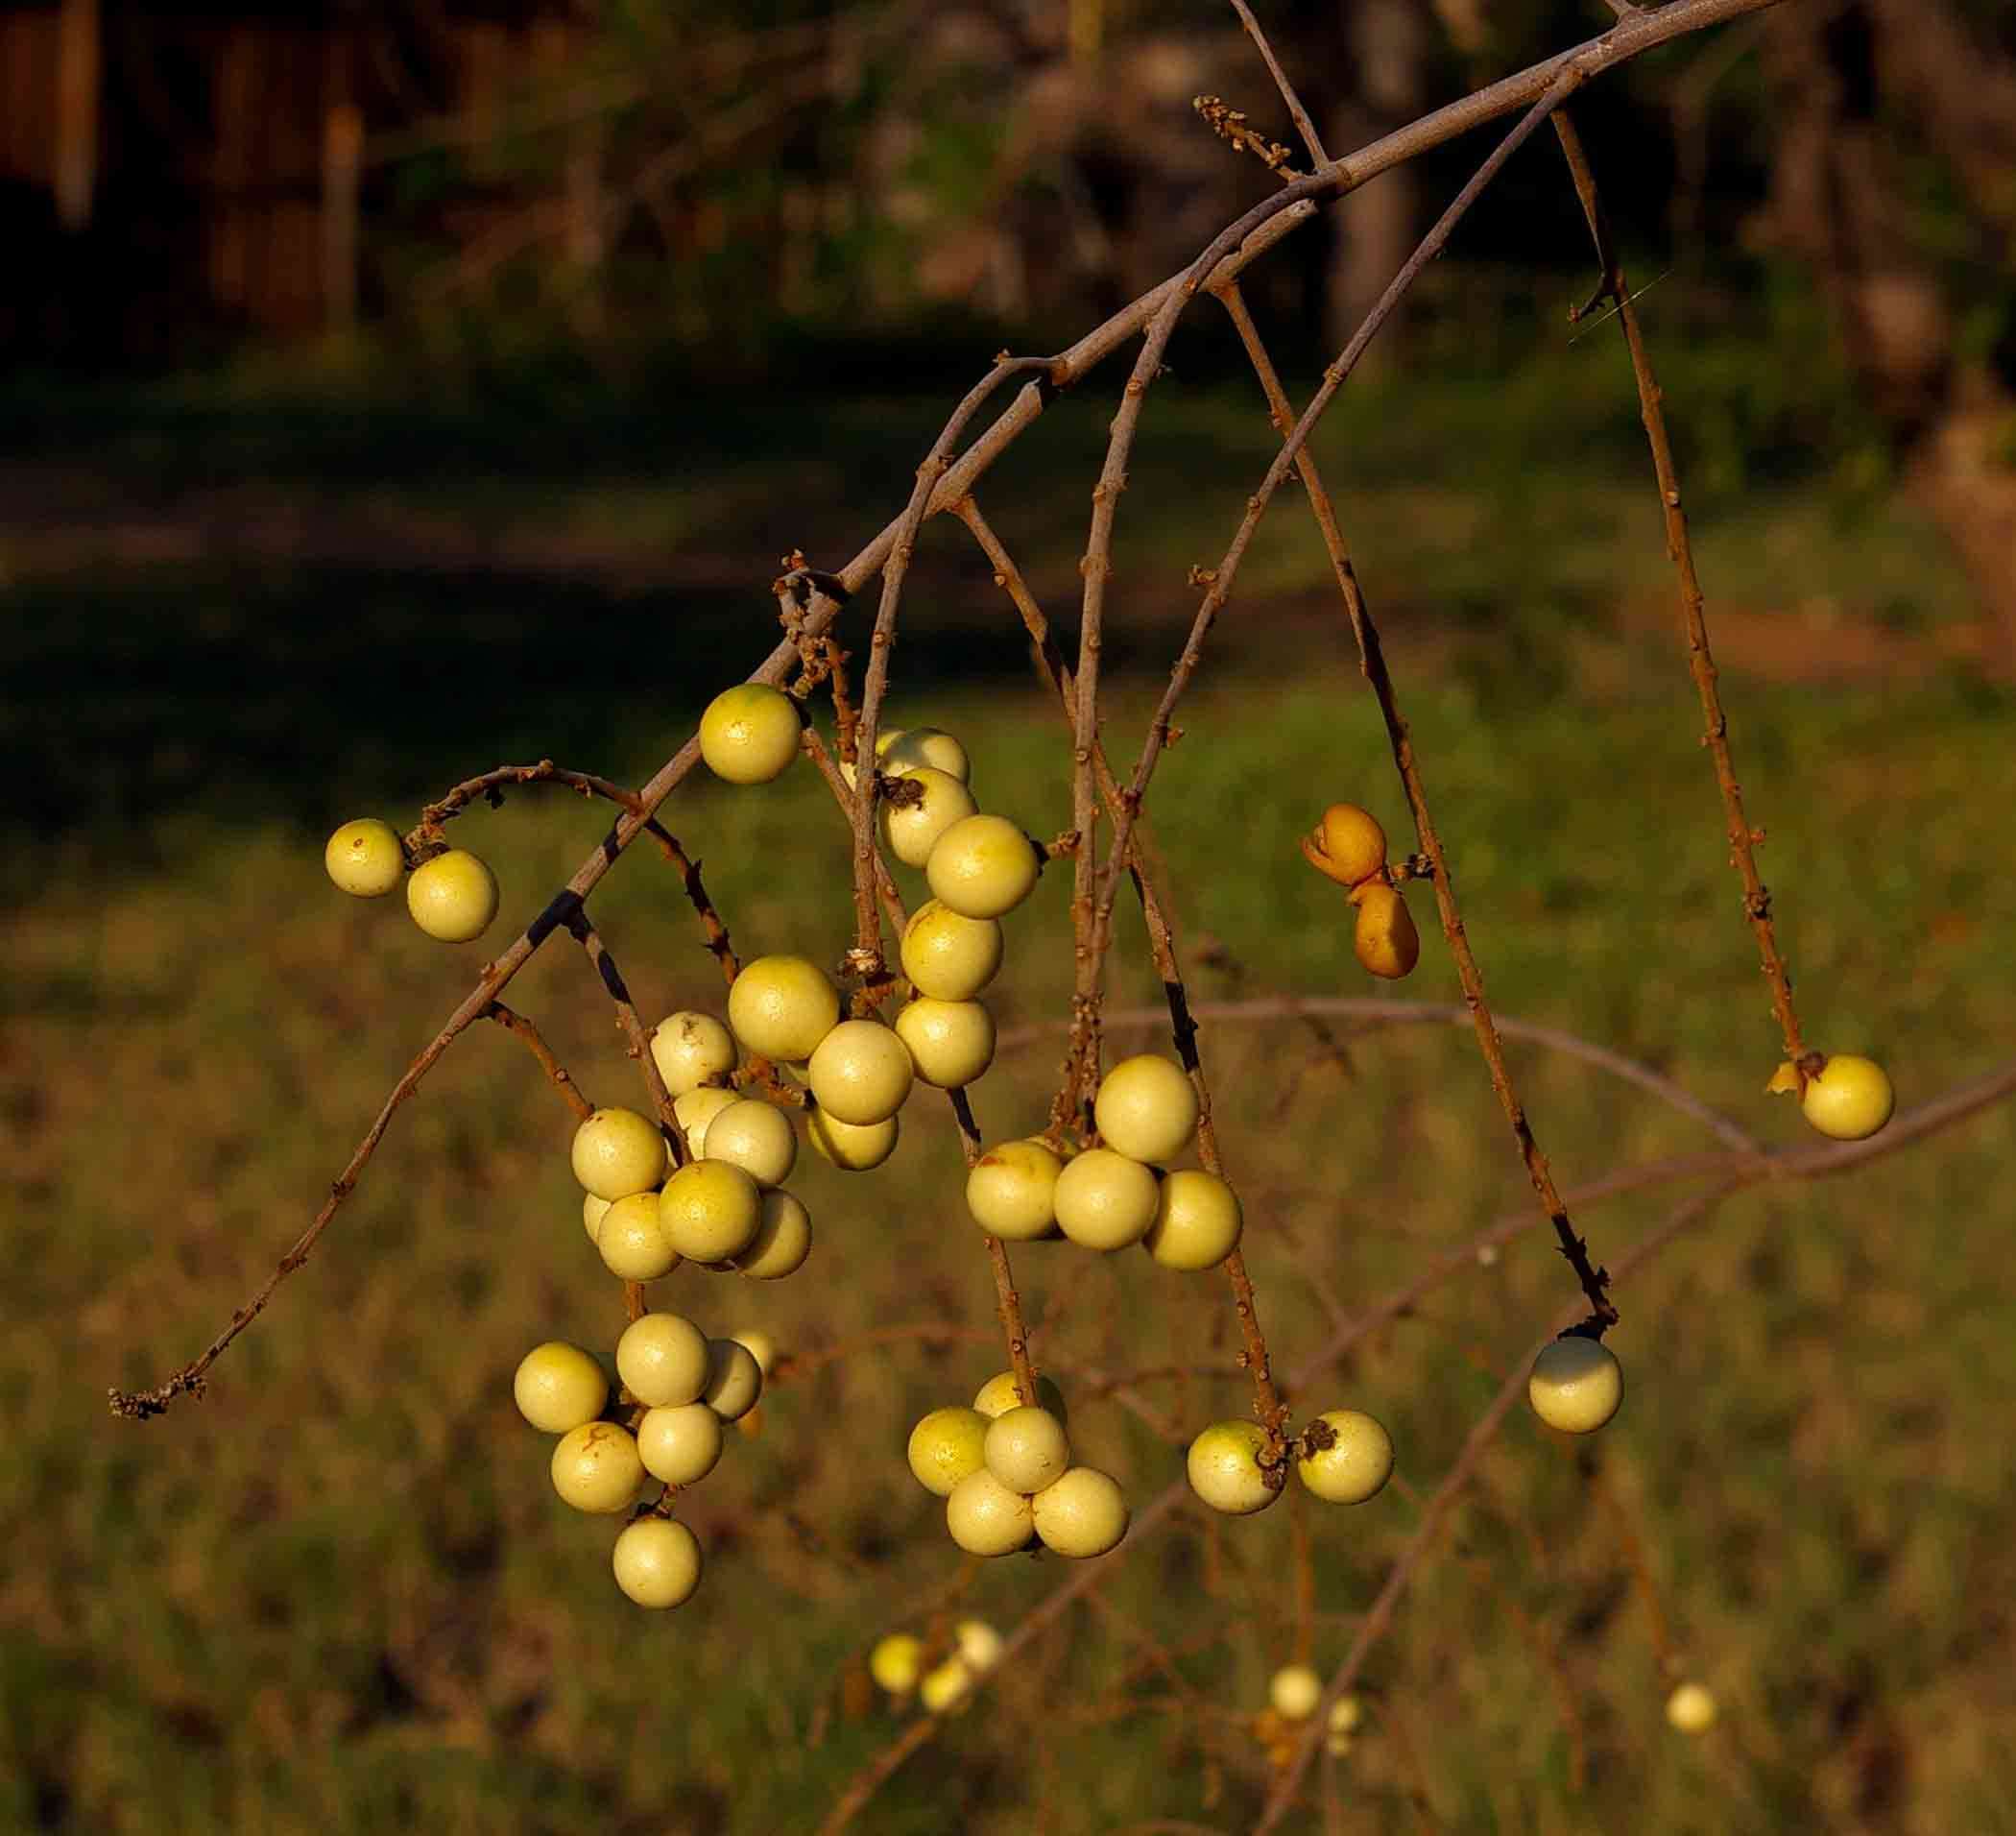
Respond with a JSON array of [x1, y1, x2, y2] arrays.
[[55, 0, 99, 231]]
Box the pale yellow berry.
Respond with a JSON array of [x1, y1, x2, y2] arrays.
[[1094, 1054, 1198, 1164], [550, 1420, 644, 1513], [894, 998, 996, 1090], [324, 818, 404, 897], [583, 1191, 611, 1244], [1329, 1694, 1363, 1736], [947, 1467, 1035, 1557], [1800, 1053, 1894, 1141], [880, 726, 971, 783], [658, 1160, 763, 1264], [1297, 1409, 1394, 1506], [571, 1106, 670, 1201], [702, 1337, 764, 1420], [728, 954, 840, 1062], [925, 814, 1042, 919], [673, 1086, 738, 1158], [870, 1633, 924, 1695], [612, 1516, 703, 1608], [729, 1330, 777, 1375], [700, 682, 801, 785], [1666, 1681, 1717, 1733], [879, 766, 979, 869], [1300, 803, 1387, 888], [596, 1191, 680, 1282], [1054, 1148, 1160, 1251], [513, 1341, 609, 1434], [650, 1011, 737, 1097], [405, 848, 499, 942], [615, 1312, 710, 1408], [1030, 1466, 1128, 1558], [636, 1402, 725, 1486], [1527, 1336, 1623, 1435], [907, 1406, 990, 1497], [1143, 1169, 1242, 1271], [954, 1619, 1003, 1672], [900, 900, 1002, 1001], [731, 1191, 812, 1280], [1349, 880, 1420, 979], [1186, 1420, 1281, 1515], [919, 1656, 975, 1714], [806, 1019, 913, 1125], [700, 1097, 797, 1189], [1270, 1664, 1323, 1722], [983, 1405, 1071, 1495], [966, 1139, 1064, 1242], [972, 1369, 1068, 1424], [805, 1106, 899, 1171]]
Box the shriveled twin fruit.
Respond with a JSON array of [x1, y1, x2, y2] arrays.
[[1301, 802, 1419, 979]]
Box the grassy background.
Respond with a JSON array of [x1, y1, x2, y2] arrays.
[[5, 314, 2015, 1833]]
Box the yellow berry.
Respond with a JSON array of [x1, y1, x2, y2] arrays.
[[324, 818, 403, 897], [955, 1620, 1003, 1672], [878, 766, 979, 869], [966, 1139, 1064, 1242], [550, 1420, 644, 1513], [1329, 1694, 1363, 1736], [1186, 1419, 1281, 1515], [880, 727, 971, 783], [1800, 1053, 1894, 1141], [1349, 881, 1420, 979], [805, 1106, 899, 1172], [894, 998, 996, 1089], [596, 1191, 680, 1282], [946, 1468, 1035, 1557], [806, 1019, 914, 1125], [1053, 1148, 1160, 1251], [658, 1160, 763, 1264], [1296, 1409, 1394, 1505], [615, 1312, 710, 1407], [650, 1011, 737, 1097], [702, 1337, 764, 1420], [673, 1086, 738, 1158], [571, 1106, 670, 1201], [919, 1656, 975, 1714], [731, 1189, 812, 1280], [1527, 1336, 1622, 1435], [1030, 1466, 1128, 1558], [983, 1405, 1071, 1494], [900, 900, 1003, 1001], [925, 814, 1042, 919], [728, 954, 841, 1062], [699, 683, 801, 785], [612, 1516, 703, 1607], [513, 1341, 609, 1434], [1270, 1664, 1322, 1721], [1143, 1169, 1242, 1271], [700, 1098, 797, 1189], [636, 1402, 725, 1486], [972, 1369, 1068, 1424], [582, 1191, 611, 1244], [730, 1330, 777, 1375], [1093, 1054, 1198, 1164], [406, 848, 498, 942], [1301, 803, 1387, 888], [907, 1405, 990, 1497], [870, 1633, 924, 1695], [1666, 1680, 1717, 1733]]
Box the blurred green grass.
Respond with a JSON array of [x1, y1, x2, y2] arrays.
[[5, 325, 2015, 1831]]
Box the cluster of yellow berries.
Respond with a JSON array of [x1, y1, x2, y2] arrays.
[[870, 1618, 1004, 1714], [1254, 1665, 1363, 1766], [907, 1371, 1129, 1559], [1300, 802, 1419, 979]]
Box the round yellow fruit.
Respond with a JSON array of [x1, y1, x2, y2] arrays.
[[900, 900, 1003, 1001], [947, 1467, 1036, 1557], [925, 814, 1042, 919], [1270, 1663, 1322, 1722], [728, 954, 840, 1063], [324, 818, 404, 897], [806, 1106, 899, 1172], [1329, 1694, 1363, 1736], [513, 1341, 608, 1434], [582, 1191, 611, 1244], [595, 1190, 680, 1282], [615, 1311, 710, 1408], [982, 1405, 1071, 1495], [967, 1139, 1065, 1242], [406, 848, 499, 943], [880, 726, 971, 783], [699, 682, 801, 785], [1666, 1680, 1717, 1733], [612, 1516, 703, 1608], [731, 1189, 812, 1280], [650, 1011, 737, 1097], [673, 1085, 738, 1158], [1093, 1054, 1198, 1164], [806, 1019, 913, 1125], [972, 1369, 1068, 1424], [955, 1619, 1003, 1672], [1053, 1148, 1160, 1251], [1143, 1169, 1242, 1271], [1030, 1466, 1128, 1558], [702, 1337, 764, 1420], [919, 1656, 975, 1714], [907, 1405, 990, 1497], [658, 1160, 763, 1264], [636, 1401, 725, 1486], [878, 766, 979, 869], [1800, 1052, 1894, 1141], [1186, 1419, 1280, 1515], [1301, 803, 1387, 888], [1527, 1336, 1622, 1435], [870, 1633, 924, 1695], [699, 1097, 797, 1189], [1296, 1409, 1394, 1505], [730, 1330, 777, 1375], [571, 1106, 670, 1201], [1350, 880, 1420, 979], [894, 998, 996, 1090], [550, 1420, 644, 1513]]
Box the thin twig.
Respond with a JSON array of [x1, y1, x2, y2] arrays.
[[1226, 0, 1330, 165], [484, 1003, 593, 1121]]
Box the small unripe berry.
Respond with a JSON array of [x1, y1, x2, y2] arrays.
[[1301, 803, 1387, 888], [1666, 1681, 1717, 1733], [1094, 1055, 1198, 1164], [1143, 1170, 1242, 1271], [406, 848, 499, 942], [659, 1160, 763, 1264], [879, 726, 971, 783], [612, 1516, 702, 1608], [946, 1467, 1035, 1557], [925, 814, 1042, 919], [1527, 1336, 1622, 1435], [919, 1656, 975, 1714], [673, 1086, 737, 1158], [702, 1337, 764, 1420], [1054, 1148, 1160, 1251], [1270, 1664, 1322, 1722], [870, 1633, 924, 1695], [983, 1405, 1071, 1495], [571, 1107, 670, 1201], [967, 1139, 1064, 1241], [324, 818, 404, 897], [615, 1311, 710, 1407], [1800, 1052, 1893, 1140], [551, 1420, 644, 1513], [729, 954, 841, 1062], [596, 1191, 681, 1282], [636, 1401, 725, 1486], [972, 1369, 1068, 1424], [699, 683, 801, 785], [894, 998, 996, 1089], [1329, 1694, 1363, 1736], [1030, 1466, 1128, 1558], [1187, 1420, 1281, 1515], [1349, 880, 1420, 978], [878, 766, 979, 869], [700, 1097, 797, 1189], [731, 1190, 812, 1280], [513, 1341, 609, 1434], [805, 1106, 899, 1171], [650, 1011, 737, 1097], [900, 900, 1003, 1001], [907, 1405, 990, 1497], [1296, 1409, 1394, 1505], [806, 1019, 913, 1125]]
